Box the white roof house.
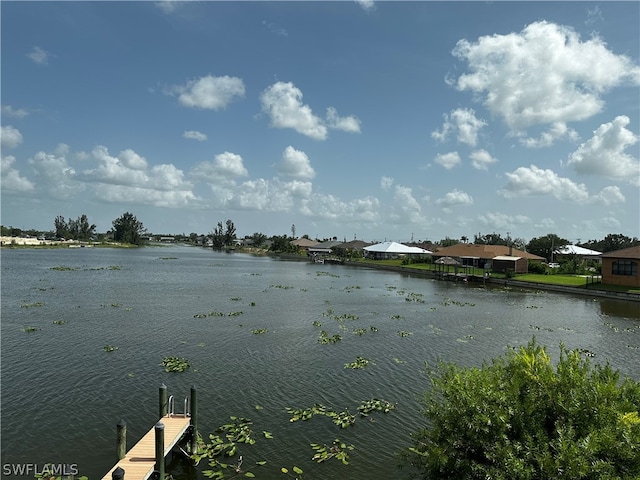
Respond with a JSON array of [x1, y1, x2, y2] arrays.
[[364, 241, 432, 254], [555, 245, 602, 262]]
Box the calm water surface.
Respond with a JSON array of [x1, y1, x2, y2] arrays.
[[2, 246, 639, 479]]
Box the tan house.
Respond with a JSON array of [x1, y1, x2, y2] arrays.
[[601, 246, 640, 288], [432, 244, 545, 273]]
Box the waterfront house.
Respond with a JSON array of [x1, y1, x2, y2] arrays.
[[432, 244, 545, 273], [601, 246, 640, 288]]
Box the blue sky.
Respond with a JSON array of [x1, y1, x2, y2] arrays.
[[1, 1, 639, 243]]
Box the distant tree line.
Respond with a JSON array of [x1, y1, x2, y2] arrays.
[[54, 214, 96, 241]]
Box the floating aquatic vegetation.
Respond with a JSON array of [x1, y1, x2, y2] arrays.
[[159, 257, 177, 260], [49, 266, 78, 271], [397, 330, 413, 337], [529, 324, 553, 332], [230, 297, 242, 301], [312, 320, 322, 327], [526, 305, 541, 309], [316, 271, 339, 278], [22, 326, 39, 332], [370, 326, 379, 332], [353, 328, 367, 336], [344, 285, 361, 291], [322, 309, 359, 322], [228, 311, 243, 316], [311, 439, 355, 465], [344, 356, 371, 369], [390, 314, 403, 320], [252, 328, 268, 334], [393, 357, 406, 364], [578, 348, 596, 357], [440, 297, 476, 307], [281, 466, 303, 476], [318, 331, 342, 344], [250, 302, 256, 306], [21, 302, 45, 308], [357, 399, 395, 415], [405, 292, 425, 303], [103, 345, 118, 352], [270, 284, 293, 289], [52, 320, 66, 325], [161, 356, 190, 373]]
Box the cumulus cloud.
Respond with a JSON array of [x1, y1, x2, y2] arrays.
[[380, 176, 394, 191], [452, 21, 640, 131], [391, 185, 427, 224], [431, 108, 486, 146], [1, 155, 34, 192], [275, 146, 315, 180], [591, 186, 625, 206], [28, 150, 83, 199], [325, 107, 361, 133], [169, 74, 245, 110], [260, 82, 327, 140], [500, 164, 590, 202], [566, 116, 640, 185], [191, 151, 249, 184], [479, 212, 531, 230], [1, 125, 23, 149], [1, 105, 29, 119], [230, 178, 313, 211], [260, 82, 361, 140], [183, 130, 207, 142], [520, 122, 580, 148], [434, 151, 461, 170], [27, 46, 50, 65], [301, 193, 380, 223], [469, 149, 497, 170], [79, 145, 197, 206], [436, 189, 474, 207]]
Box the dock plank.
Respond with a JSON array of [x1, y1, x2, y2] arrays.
[[101, 416, 191, 480]]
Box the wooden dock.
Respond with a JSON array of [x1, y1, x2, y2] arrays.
[[102, 385, 198, 480], [101, 415, 191, 480]]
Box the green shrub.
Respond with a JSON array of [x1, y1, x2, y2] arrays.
[[404, 339, 640, 479]]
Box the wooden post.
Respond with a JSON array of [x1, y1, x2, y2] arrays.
[[112, 467, 125, 480], [159, 383, 168, 419], [190, 385, 198, 454], [116, 419, 127, 460], [154, 421, 165, 479]]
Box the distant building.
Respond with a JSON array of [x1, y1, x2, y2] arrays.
[[432, 244, 544, 274], [601, 246, 640, 288]]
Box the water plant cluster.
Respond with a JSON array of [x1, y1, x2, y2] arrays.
[[191, 401, 384, 479], [161, 356, 190, 373]]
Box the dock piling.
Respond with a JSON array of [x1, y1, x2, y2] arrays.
[[112, 467, 124, 480], [154, 421, 165, 479], [190, 385, 198, 454], [158, 383, 168, 419], [116, 419, 127, 460]]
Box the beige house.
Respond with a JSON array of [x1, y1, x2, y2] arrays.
[[432, 244, 545, 273], [601, 246, 640, 288]]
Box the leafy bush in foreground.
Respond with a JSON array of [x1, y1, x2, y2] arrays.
[[404, 339, 640, 479]]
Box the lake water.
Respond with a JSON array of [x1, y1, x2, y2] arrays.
[[1, 245, 639, 479]]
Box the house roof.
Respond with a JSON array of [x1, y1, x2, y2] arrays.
[[364, 241, 432, 254], [601, 245, 640, 259], [433, 243, 545, 260], [493, 255, 523, 261], [556, 245, 602, 256], [335, 240, 371, 250], [291, 238, 319, 247]]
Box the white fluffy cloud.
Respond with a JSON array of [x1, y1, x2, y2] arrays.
[[1, 155, 34, 192], [169, 74, 245, 110], [260, 82, 327, 140], [230, 178, 313, 211], [325, 107, 361, 133], [191, 151, 249, 183], [591, 186, 625, 206], [275, 146, 316, 180], [469, 149, 497, 170], [28, 150, 83, 199], [566, 116, 639, 185], [479, 212, 531, 231], [436, 189, 474, 207], [434, 151, 461, 170], [183, 130, 207, 142], [453, 21, 640, 131], [500, 164, 590, 202], [1, 125, 23, 149], [432, 108, 486, 146], [520, 122, 580, 148], [380, 176, 394, 191], [1, 105, 29, 119], [260, 82, 361, 140]]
